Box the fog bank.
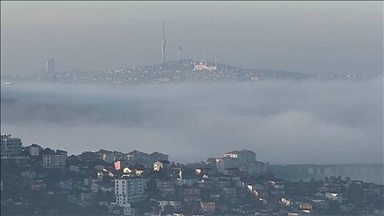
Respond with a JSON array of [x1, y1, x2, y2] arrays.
[[1, 78, 383, 164]]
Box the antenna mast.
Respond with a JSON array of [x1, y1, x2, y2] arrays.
[[215, 56, 217, 68], [161, 17, 166, 63]]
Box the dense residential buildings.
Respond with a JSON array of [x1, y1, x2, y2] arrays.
[[3, 59, 374, 88], [1, 133, 383, 216], [2, 59, 320, 86], [1, 133, 22, 157]]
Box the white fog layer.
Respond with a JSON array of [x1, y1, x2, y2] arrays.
[[1, 78, 383, 164]]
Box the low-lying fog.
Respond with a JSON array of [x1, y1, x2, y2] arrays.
[[1, 78, 383, 164]]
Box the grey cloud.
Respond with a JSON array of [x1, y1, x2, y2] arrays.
[[1, 2, 382, 75]]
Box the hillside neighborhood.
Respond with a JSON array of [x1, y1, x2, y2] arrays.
[[1, 133, 383, 215], [1, 59, 375, 87]]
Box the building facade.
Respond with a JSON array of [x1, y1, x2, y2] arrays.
[[42, 150, 67, 168], [215, 149, 259, 172], [114, 176, 147, 205], [193, 59, 217, 71], [223, 149, 256, 163], [46, 58, 55, 73], [1, 133, 22, 157], [216, 157, 236, 172], [156, 179, 175, 195], [153, 160, 170, 171], [28, 144, 43, 156]]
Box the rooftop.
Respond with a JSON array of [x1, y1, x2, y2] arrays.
[[149, 151, 168, 157], [127, 150, 148, 156], [225, 149, 256, 154]]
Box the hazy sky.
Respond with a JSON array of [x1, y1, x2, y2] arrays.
[[1, 1, 383, 75]]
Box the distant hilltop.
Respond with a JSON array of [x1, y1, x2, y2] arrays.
[[1, 59, 376, 85]]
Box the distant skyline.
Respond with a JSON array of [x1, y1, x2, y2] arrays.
[[1, 1, 383, 75]]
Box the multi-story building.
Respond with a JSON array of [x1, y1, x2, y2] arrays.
[[215, 157, 237, 172], [223, 149, 256, 163], [1, 133, 22, 157], [125, 150, 169, 169], [239, 161, 267, 176], [176, 177, 198, 187], [96, 149, 115, 163], [95, 149, 127, 163], [114, 176, 147, 204], [28, 144, 43, 156], [46, 58, 55, 74], [42, 150, 67, 168], [215, 149, 258, 172]]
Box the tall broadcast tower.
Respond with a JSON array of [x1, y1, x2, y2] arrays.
[[161, 17, 166, 63]]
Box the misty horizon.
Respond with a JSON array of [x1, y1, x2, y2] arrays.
[[0, 1, 383, 168], [1, 76, 383, 165], [1, 3, 384, 215]]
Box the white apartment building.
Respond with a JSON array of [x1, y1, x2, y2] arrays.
[[114, 176, 147, 212], [1, 133, 22, 157], [42, 150, 67, 168], [28, 144, 43, 156], [193, 59, 217, 71]]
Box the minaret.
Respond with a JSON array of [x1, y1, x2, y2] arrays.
[[161, 17, 166, 63]]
